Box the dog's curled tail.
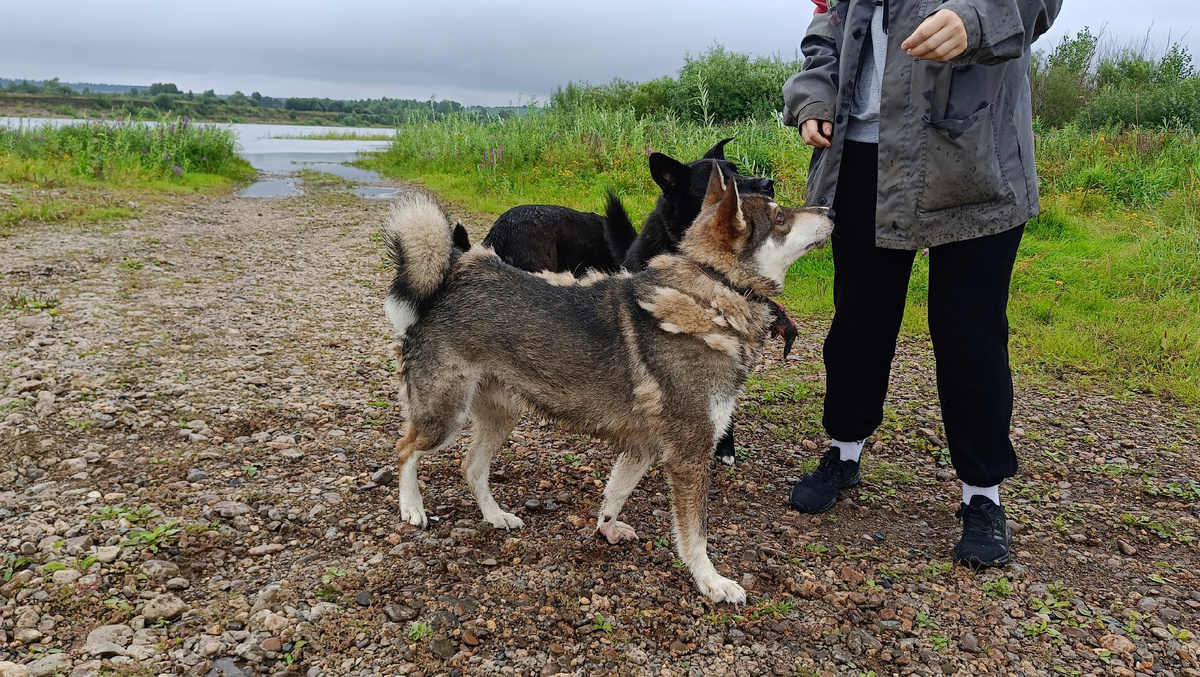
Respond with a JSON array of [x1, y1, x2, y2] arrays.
[[383, 192, 455, 337], [603, 189, 637, 265]]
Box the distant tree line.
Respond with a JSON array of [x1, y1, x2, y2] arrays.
[[2, 78, 478, 126]]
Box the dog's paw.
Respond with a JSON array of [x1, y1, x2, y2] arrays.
[[596, 518, 638, 544], [715, 451, 735, 467], [400, 503, 428, 529], [486, 511, 525, 530], [696, 574, 747, 605]]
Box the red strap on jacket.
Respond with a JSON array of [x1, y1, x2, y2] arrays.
[[812, 0, 828, 13]]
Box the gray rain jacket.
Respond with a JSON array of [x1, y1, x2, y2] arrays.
[[783, 0, 1061, 249]]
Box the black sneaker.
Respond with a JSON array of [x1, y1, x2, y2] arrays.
[[788, 447, 861, 514], [954, 496, 1012, 568]]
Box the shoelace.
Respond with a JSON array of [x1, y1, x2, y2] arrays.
[[811, 448, 850, 484], [956, 503, 997, 540]]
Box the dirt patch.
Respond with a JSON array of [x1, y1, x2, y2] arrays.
[[1, 184, 1198, 677]]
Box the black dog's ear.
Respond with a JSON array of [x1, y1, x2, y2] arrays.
[[452, 221, 471, 252], [702, 161, 726, 210], [649, 153, 689, 192], [703, 137, 734, 160]]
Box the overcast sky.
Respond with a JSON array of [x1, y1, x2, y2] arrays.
[[4, 1, 1197, 107]]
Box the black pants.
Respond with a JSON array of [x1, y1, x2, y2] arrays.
[[822, 140, 1021, 488]]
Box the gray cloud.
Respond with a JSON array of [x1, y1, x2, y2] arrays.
[[3, 0, 1197, 106]]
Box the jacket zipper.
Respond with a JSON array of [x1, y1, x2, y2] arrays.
[[882, 0, 889, 34]]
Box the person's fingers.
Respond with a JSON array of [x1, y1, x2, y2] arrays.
[[906, 10, 967, 61], [801, 119, 832, 147], [901, 12, 945, 51], [939, 33, 969, 61], [800, 120, 816, 146], [908, 24, 957, 59], [928, 40, 966, 62]]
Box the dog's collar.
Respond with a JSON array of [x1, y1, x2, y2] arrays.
[[693, 262, 770, 305]]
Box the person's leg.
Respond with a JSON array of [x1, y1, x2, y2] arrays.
[[821, 142, 918, 444], [927, 223, 1024, 566], [790, 141, 916, 513]]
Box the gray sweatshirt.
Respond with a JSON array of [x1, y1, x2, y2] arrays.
[[846, 1, 887, 143]]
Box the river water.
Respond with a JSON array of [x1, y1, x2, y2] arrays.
[[0, 117, 399, 198]]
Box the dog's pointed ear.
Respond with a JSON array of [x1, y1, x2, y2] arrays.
[[703, 137, 734, 160], [649, 152, 689, 192], [712, 172, 744, 244], [452, 221, 471, 252], [702, 161, 726, 210]]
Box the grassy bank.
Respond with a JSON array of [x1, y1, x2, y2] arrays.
[[365, 108, 1200, 404], [275, 131, 395, 141], [0, 117, 252, 234]]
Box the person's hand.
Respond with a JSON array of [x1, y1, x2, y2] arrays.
[[801, 118, 833, 148], [902, 9, 968, 62]]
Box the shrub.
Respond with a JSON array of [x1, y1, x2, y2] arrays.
[[550, 43, 802, 124], [669, 45, 803, 123], [1031, 29, 1200, 130], [1030, 29, 1098, 127]]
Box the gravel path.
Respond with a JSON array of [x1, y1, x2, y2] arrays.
[[1, 184, 1198, 677]]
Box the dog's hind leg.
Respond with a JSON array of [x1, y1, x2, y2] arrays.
[[596, 439, 655, 544], [396, 381, 472, 528], [395, 428, 448, 529], [662, 431, 746, 604], [464, 381, 525, 530]]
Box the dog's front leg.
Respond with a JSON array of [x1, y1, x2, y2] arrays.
[[665, 453, 746, 604], [596, 441, 654, 544]]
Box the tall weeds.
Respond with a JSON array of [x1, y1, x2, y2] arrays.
[[0, 116, 248, 185]]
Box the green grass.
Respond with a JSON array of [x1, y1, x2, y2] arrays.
[[295, 168, 355, 189], [0, 117, 252, 233], [365, 107, 1200, 404], [277, 131, 394, 141], [358, 105, 810, 219]]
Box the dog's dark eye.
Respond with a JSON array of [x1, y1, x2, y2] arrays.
[[775, 210, 785, 225]]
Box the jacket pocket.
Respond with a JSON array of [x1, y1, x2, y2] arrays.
[[917, 103, 1012, 214]]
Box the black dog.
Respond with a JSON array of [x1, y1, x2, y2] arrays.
[[479, 139, 773, 276], [605, 139, 774, 271], [479, 197, 623, 273]]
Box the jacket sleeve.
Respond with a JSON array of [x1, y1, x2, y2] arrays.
[[782, 11, 840, 128], [940, 0, 1062, 66]]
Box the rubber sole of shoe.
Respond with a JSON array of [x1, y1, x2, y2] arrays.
[[955, 551, 1012, 569]]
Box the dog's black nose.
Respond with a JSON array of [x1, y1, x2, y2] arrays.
[[760, 178, 775, 195]]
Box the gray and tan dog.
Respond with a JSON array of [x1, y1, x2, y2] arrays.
[[382, 168, 832, 603]]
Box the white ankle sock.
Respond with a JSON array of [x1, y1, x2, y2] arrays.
[[963, 483, 1001, 506], [832, 439, 865, 463]]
